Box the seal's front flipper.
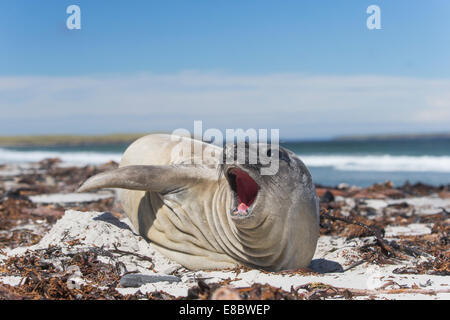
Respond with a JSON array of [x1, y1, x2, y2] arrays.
[[77, 165, 212, 193]]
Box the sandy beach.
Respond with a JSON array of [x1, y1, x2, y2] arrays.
[[2, 0, 449, 307], [0, 158, 448, 300]]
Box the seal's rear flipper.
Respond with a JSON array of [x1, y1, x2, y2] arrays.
[[77, 165, 211, 193]]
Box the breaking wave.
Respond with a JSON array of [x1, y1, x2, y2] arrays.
[[0, 148, 122, 165], [300, 154, 450, 173], [1, 147, 450, 173]]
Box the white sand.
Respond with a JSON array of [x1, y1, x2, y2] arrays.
[[364, 197, 450, 216], [29, 192, 114, 204], [0, 163, 44, 177], [0, 276, 22, 287], [1, 210, 449, 299], [385, 223, 433, 237]]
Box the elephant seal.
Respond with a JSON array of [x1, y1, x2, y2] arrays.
[[78, 134, 319, 271]]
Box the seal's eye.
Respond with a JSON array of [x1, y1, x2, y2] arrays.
[[267, 149, 285, 159], [266, 148, 289, 164]]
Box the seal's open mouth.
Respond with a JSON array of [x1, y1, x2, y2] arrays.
[[226, 168, 259, 217]]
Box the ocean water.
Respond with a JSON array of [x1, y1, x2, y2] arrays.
[[1, 139, 450, 187], [283, 139, 450, 187]]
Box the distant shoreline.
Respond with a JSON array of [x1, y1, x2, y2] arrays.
[[0, 132, 450, 147], [0, 133, 150, 147]]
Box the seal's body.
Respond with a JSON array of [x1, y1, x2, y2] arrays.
[[79, 134, 319, 271]]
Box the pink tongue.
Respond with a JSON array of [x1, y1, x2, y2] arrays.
[[238, 203, 249, 213]]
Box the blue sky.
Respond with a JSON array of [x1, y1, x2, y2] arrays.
[[0, 1, 449, 138]]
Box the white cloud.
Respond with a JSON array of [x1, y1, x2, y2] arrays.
[[0, 72, 449, 138]]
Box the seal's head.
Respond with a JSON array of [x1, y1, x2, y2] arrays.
[[220, 142, 318, 231]]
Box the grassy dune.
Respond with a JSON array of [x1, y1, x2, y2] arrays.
[[0, 133, 152, 147]]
